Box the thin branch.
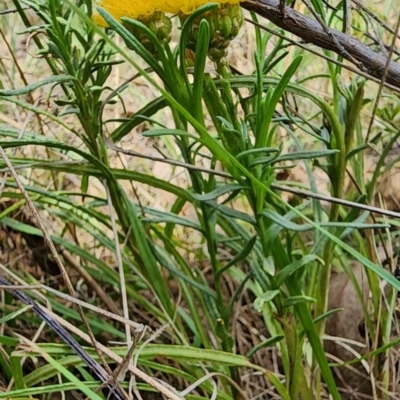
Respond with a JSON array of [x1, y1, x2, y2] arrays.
[[245, 18, 400, 93], [105, 141, 231, 177], [272, 183, 400, 219], [0, 7, 29, 15], [243, 0, 400, 89], [103, 143, 400, 219]]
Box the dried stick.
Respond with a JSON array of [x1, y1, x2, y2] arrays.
[[243, 0, 400, 89]]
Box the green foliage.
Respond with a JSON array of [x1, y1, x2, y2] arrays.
[[0, 0, 400, 399]]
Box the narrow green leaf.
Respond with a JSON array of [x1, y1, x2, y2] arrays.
[[32, 350, 103, 400], [274, 149, 339, 162], [312, 308, 344, 326], [0, 382, 97, 398], [0, 75, 75, 96], [261, 209, 387, 232], [111, 97, 167, 142], [190, 184, 247, 202], [246, 335, 284, 358], [81, 174, 89, 194], [0, 335, 19, 346], [256, 56, 303, 148], [216, 236, 257, 277], [254, 290, 280, 312], [264, 371, 291, 400], [192, 19, 210, 120], [209, 201, 255, 225], [142, 215, 203, 232], [236, 147, 280, 160], [10, 356, 25, 390], [120, 190, 174, 316], [260, 209, 311, 231], [96, 7, 163, 77], [283, 295, 316, 308], [0, 305, 32, 324], [150, 244, 216, 297], [276, 255, 323, 287], [142, 128, 196, 138]]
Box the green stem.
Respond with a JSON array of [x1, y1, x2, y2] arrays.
[[215, 58, 242, 135], [315, 103, 346, 324], [313, 91, 346, 397], [203, 73, 238, 154]]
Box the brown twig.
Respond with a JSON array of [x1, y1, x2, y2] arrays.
[[243, 0, 400, 88], [94, 326, 145, 397], [245, 17, 400, 93]]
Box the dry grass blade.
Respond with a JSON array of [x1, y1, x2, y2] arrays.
[[43, 307, 186, 400], [0, 283, 145, 331], [0, 276, 127, 400], [0, 146, 122, 394]]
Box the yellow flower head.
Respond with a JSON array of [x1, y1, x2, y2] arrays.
[[93, 0, 242, 26]]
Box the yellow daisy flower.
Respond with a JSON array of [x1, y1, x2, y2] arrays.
[[93, 0, 244, 62], [93, 0, 242, 26]]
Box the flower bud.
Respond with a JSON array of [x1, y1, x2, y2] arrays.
[[180, 3, 244, 62], [124, 11, 172, 54]]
